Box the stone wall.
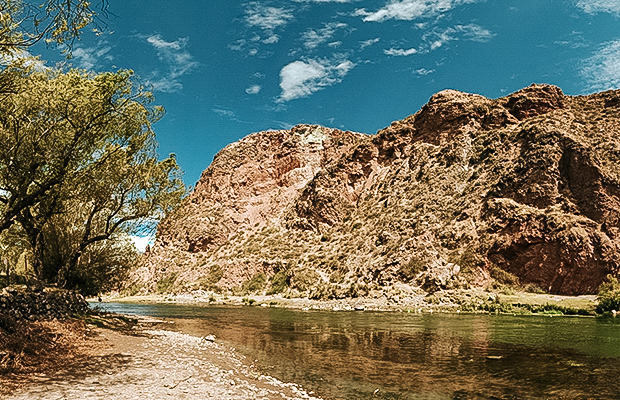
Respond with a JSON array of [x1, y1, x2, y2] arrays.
[[0, 288, 89, 320]]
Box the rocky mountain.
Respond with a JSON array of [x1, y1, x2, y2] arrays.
[[129, 84, 620, 297]]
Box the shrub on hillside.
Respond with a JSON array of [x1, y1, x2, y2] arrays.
[[242, 273, 266, 294]]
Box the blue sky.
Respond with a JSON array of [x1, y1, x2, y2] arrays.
[[33, 0, 620, 188]]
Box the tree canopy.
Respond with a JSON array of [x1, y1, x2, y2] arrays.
[[0, 0, 186, 293], [0, 0, 108, 52], [0, 67, 185, 290]]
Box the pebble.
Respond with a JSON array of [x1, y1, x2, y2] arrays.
[[5, 327, 324, 400]]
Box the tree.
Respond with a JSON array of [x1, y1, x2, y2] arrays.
[[0, 67, 185, 289], [35, 214, 141, 295], [0, 1, 185, 293], [597, 275, 620, 314], [0, 0, 107, 100], [0, 0, 108, 53], [54, 143, 184, 289], [0, 68, 164, 234], [0, 223, 30, 286]]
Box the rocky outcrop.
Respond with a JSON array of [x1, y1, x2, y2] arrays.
[[131, 84, 620, 296], [131, 125, 365, 291], [0, 288, 89, 320]]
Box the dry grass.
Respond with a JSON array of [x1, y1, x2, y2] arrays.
[[0, 315, 95, 395], [0, 313, 137, 396]]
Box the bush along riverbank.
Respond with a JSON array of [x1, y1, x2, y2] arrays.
[[156, 274, 620, 317], [100, 285, 603, 317]]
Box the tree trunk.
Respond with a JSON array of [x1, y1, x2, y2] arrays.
[[57, 251, 81, 289], [17, 207, 53, 282]]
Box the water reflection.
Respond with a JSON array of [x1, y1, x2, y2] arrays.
[[95, 303, 620, 399]]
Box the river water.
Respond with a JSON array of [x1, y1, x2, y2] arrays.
[[94, 302, 620, 399]]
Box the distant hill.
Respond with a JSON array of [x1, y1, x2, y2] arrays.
[[128, 84, 620, 297]]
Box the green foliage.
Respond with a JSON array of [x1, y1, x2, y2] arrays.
[[242, 273, 266, 294], [514, 303, 593, 316], [121, 284, 142, 296], [596, 275, 620, 314], [58, 235, 138, 295], [490, 266, 520, 286], [0, 0, 105, 52], [242, 297, 256, 305], [523, 283, 547, 294], [266, 270, 290, 295], [348, 281, 369, 298], [0, 224, 32, 286], [156, 272, 178, 294], [198, 264, 223, 290], [290, 268, 320, 292], [453, 246, 484, 274], [329, 270, 345, 284], [0, 67, 185, 291]]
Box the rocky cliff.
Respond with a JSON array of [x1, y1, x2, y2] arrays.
[[129, 85, 620, 297]]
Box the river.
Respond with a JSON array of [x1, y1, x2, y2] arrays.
[[93, 302, 620, 399]]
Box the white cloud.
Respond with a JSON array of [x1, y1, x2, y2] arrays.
[[360, 37, 380, 49], [278, 57, 355, 102], [262, 34, 280, 44], [229, 39, 246, 52], [131, 235, 153, 252], [0, 49, 45, 70], [301, 22, 348, 49], [457, 24, 494, 42], [294, 0, 356, 2], [237, 2, 293, 55], [575, 0, 620, 14], [244, 2, 294, 30], [146, 34, 199, 93], [581, 40, 620, 92], [147, 35, 183, 51], [213, 107, 246, 123], [414, 67, 435, 75], [354, 0, 477, 22], [72, 42, 113, 70], [213, 108, 236, 118], [149, 78, 183, 93], [384, 47, 418, 56], [246, 84, 262, 94], [422, 24, 493, 50]]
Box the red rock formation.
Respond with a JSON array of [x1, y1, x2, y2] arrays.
[[131, 85, 620, 296], [132, 125, 365, 291]]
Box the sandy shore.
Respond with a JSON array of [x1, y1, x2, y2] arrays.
[[4, 316, 322, 400]]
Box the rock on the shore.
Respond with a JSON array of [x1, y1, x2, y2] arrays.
[[0, 287, 89, 320]]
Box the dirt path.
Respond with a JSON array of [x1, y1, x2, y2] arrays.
[[4, 321, 322, 400]]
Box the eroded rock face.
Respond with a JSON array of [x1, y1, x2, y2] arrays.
[[131, 125, 365, 291], [131, 84, 620, 296]]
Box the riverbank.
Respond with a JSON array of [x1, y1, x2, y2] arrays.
[[95, 287, 599, 315], [2, 314, 322, 400]]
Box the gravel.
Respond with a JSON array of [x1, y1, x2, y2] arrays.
[[5, 320, 322, 400]]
